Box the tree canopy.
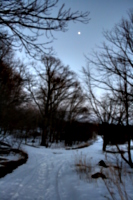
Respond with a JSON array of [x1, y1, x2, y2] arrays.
[[0, 0, 90, 59]]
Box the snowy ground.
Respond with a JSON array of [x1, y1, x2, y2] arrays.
[[0, 137, 133, 200]]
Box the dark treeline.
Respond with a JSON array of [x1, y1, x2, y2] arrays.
[[99, 123, 133, 150], [63, 122, 97, 146]]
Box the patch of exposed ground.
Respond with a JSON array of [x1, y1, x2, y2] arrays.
[[0, 148, 28, 178]]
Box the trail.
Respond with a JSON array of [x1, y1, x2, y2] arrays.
[[0, 144, 79, 200], [0, 138, 132, 200]]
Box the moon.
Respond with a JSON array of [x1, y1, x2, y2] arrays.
[[78, 31, 81, 35]]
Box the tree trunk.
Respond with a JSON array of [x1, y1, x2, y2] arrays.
[[41, 128, 47, 146], [128, 138, 132, 166], [124, 71, 133, 167]]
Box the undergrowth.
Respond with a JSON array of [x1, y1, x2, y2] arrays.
[[75, 152, 133, 200]]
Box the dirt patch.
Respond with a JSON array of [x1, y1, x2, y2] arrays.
[[91, 172, 107, 179], [99, 160, 108, 168], [0, 149, 28, 178]]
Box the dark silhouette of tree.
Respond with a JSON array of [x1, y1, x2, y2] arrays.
[[83, 9, 133, 167], [0, 32, 14, 64], [0, 0, 90, 59], [28, 56, 86, 146], [63, 81, 87, 122], [0, 42, 28, 143]]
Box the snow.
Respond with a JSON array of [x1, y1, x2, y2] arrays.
[[0, 136, 132, 200], [0, 152, 21, 162]]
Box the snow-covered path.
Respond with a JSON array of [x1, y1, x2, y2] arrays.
[[0, 138, 132, 200], [0, 144, 86, 200]]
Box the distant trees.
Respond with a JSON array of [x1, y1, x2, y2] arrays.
[[0, 0, 90, 59], [0, 41, 31, 144], [83, 10, 133, 167], [0, 31, 90, 147], [28, 56, 87, 146]]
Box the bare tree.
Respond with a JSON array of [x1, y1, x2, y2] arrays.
[[0, 0, 90, 59], [0, 55, 28, 146], [28, 56, 86, 146], [83, 10, 133, 167]]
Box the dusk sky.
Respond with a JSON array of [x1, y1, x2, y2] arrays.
[[48, 0, 133, 76], [17, 1, 133, 77]]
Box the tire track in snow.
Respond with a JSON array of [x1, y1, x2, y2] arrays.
[[0, 145, 74, 200], [3, 147, 42, 200], [0, 146, 49, 200], [55, 160, 68, 200], [43, 155, 65, 200]]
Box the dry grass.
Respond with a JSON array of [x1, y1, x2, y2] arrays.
[[75, 152, 93, 181], [75, 152, 133, 200], [103, 154, 133, 200]]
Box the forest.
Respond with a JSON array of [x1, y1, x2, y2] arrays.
[[0, 1, 133, 168]]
